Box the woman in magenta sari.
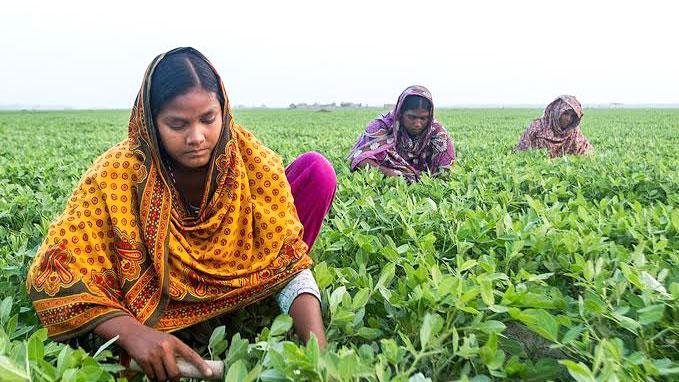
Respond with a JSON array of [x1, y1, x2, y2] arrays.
[[348, 85, 455, 182], [514, 95, 593, 158]]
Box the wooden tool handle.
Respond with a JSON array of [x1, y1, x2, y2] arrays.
[[128, 358, 225, 380]]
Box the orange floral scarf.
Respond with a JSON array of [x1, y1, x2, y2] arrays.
[[26, 47, 311, 340]]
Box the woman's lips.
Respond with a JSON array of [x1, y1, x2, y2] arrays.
[[185, 148, 209, 157]]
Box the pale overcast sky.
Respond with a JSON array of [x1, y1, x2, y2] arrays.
[[1, 0, 678, 108]]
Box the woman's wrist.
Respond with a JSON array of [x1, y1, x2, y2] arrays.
[[94, 315, 143, 349]]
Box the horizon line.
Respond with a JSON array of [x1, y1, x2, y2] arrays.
[[2, 103, 679, 111]]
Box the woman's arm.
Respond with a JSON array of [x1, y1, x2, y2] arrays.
[[357, 158, 417, 179], [289, 293, 327, 348], [428, 128, 456, 178], [276, 269, 327, 348], [94, 316, 212, 381]]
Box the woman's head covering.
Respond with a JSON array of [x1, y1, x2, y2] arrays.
[[515, 95, 593, 157], [27, 47, 311, 339], [543, 95, 583, 134], [348, 85, 455, 182]]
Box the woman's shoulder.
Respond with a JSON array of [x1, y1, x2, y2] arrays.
[[232, 124, 284, 166], [84, 139, 145, 183], [527, 117, 543, 130], [430, 121, 453, 140], [365, 113, 392, 133]]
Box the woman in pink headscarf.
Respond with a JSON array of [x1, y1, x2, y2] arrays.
[[347, 85, 455, 182], [515, 95, 593, 158]]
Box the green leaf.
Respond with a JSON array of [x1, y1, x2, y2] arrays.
[[0, 297, 12, 324], [33, 359, 56, 381], [27, 328, 47, 362], [583, 260, 594, 281], [583, 292, 605, 315], [352, 288, 371, 310], [259, 368, 286, 382], [329, 286, 347, 313], [638, 304, 665, 325], [0, 355, 29, 382], [56, 346, 75, 377], [671, 209, 679, 232], [653, 357, 679, 376], [488, 304, 508, 313], [376, 263, 396, 289], [475, 320, 506, 334], [420, 313, 443, 349], [640, 271, 669, 296], [558, 360, 596, 382], [671, 282, 679, 299], [61, 368, 78, 382], [479, 333, 505, 370], [459, 259, 477, 272], [508, 308, 559, 342], [313, 261, 333, 290], [209, 325, 225, 349], [479, 280, 494, 306], [306, 334, 320, 368], [612, 313, 640, 333], [409, 373, 432, 382], [358, 344, 374, 362], [380, 339, 401, 364], [399, 331, 417, 355], [75, 365, 103, 381], [561, 325, 584, 344], [241, 364, 262, 382], [358, 327, 383, 340], [270, 314, 293, 337], [93, 335, 118, 358], [225, 360, 248, 382], [226, 333, 249, 365], [208, 325, 229, 358], [459, 287, 480, 304]]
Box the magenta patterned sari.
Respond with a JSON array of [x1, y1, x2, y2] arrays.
[[515, 95, 593, 158], [348, 85, 455, 182]]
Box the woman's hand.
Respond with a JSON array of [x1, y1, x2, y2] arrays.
[[95, 315, 212, 381], [357, 159, 418, 180], [288, 293, 327, 349]]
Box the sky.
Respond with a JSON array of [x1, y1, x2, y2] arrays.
[[1, 0, 678, 108]]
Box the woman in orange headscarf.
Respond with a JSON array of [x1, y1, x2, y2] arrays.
[[26, 47, 336, 380]]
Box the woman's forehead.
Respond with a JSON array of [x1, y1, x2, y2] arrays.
[[562, 108, 575, 114], [403, 108, 430, 116], [159, 88, 220, 117]]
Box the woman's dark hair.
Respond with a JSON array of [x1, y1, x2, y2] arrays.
[[401, 95, 432, 113], [149, 51, 225, 118]]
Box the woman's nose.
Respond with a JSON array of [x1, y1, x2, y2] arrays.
[[187, 126, 206, 145]]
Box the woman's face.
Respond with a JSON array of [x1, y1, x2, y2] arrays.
[[559, 109, 578, 130], [401, 108, 431, 136], [155, 87, 223, 169]]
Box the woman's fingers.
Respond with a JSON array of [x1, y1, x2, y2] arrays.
[[176, 338, 213, 378], [162, 346, 181, 381], [151, 358, 167, 382], [139, 361, 155, 381]]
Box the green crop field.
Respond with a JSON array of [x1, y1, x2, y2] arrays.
[[0, 108, 677, 381]]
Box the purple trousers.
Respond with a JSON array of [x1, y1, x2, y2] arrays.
[[285, 152, 336, 249]]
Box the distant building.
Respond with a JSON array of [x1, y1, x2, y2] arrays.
[[340, 102, 363, 108], [288, 102, 339, 110]]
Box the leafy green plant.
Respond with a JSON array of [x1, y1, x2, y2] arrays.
[[0, 108, 677, 380]]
